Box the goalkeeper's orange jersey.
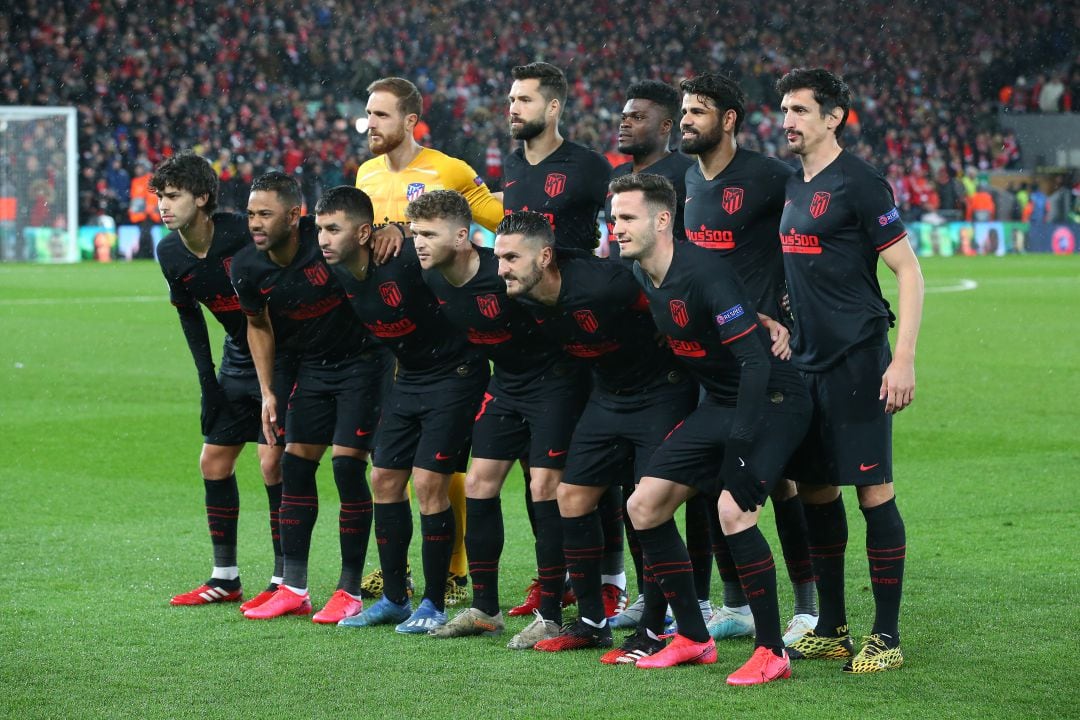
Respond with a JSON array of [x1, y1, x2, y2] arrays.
[[355, 147, 503, 231]]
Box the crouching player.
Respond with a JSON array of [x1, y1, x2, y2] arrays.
[[615, 173, 811, 685]]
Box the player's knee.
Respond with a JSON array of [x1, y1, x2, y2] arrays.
[[413, 473, 451, 514], [770, 478, 798, 502], [797, 482, 841, 505], [370, 467, 407, 503], [716, 495, 755, 534], [528, 469, 561, 501], [258, 448, 283, 485], [857, 482, 894, 509], [625, 490, 655, 530], [199, 445, 236, 479]]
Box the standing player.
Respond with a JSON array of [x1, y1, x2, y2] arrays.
[[613, 172, 811, 684], [503, 62, 611, 252], [355, 77, 505, 604], [494, 211, 698, 655], [230, 172, 389, 624], [679, 71, 819, 646], [601, 80, 712, 632], [314, 185, 488, 633], [776, 68, 923, 673], [154, 151, 289, 609], [408, 191, 588, 647]]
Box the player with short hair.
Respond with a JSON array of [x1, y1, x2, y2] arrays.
[[776, 68, 923, 673], [614, 172, 811, 684], [503, 62, 611, 252], [412, 191, 587, 647], [230, 172, 389, 624], [355, 76, 505, 604], [678, 71, 820, 646], [154, 151, 292, 609], [314, 185, 488, 634], [494, 210, 698, 655]]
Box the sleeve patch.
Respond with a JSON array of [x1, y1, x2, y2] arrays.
[[473, 176, 485, 186], [715, 304, 745, 325], [877, 207, 901, 226]]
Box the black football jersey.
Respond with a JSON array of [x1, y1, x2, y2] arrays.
[[683, 149, 794, 320], [502, 140, 611, 251], [230, 216, 371, 365], [157, 212, 252, 375], [332, 238, 471, 379], [519, 253, 677, 395], [422, 246, 568, 393], [780, 151, 906, 371]]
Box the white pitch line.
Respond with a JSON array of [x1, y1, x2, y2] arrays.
[[924, 279, 977, 294], [0, 295, 161, 306]]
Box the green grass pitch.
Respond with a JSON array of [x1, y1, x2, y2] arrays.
[[0, 255, 1076, 719]]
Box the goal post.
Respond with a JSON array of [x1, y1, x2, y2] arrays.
[[0, 106, 78, 262]]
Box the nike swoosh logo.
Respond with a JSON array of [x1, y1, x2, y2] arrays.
[[355, 429, 372, 437], [860, 463, 880, 472], [685, 196, 693, 202], [547, 449, 568, 458], [435, 452, 452, 461], [871, 564, 892, 571], [504, 180, 518, 187], [259, 286, 275, 295], [738, 457, 746, 467]]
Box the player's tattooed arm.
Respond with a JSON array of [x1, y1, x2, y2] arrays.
[[879, 239, 923, 413], [246, 307, 281, 444]]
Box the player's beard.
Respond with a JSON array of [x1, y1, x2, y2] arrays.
[[511, 117, 547, 142], [505, 261, 543, 297], [369, 126, 406, 155], [680, 125, 724, 155]]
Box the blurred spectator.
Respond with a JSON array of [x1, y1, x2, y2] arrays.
[[966, 184, 996, 222]]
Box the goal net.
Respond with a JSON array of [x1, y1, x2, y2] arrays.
[[0, 106, 78, 262]]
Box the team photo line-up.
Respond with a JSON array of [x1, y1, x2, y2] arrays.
[[156, 61, 923, 686]]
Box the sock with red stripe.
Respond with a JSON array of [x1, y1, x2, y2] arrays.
[[205, 475, 239, 571], [374, 500, 413, 604], [420, 508, 455, 612], [708, 502, 748, 607], [265, 482, 284, 583], [279, 453, 320, 590], [773, 493, 818, 615], [685, 493, 713, 601], [532, 499, 565, 623], [637, 519, 707, 643], [465, 497, 503, 616], [332, 456, 372, 596], [726, 525, 782, 653], [639, 564, 668, 637], [804, 495, 849, 636], [563, 511, 605, 624], [863, 497, 906, 640]]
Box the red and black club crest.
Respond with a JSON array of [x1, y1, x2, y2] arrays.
[[722, 187, 744, 215], [476, 294, 501, 319], [544, 172, 567, 198], [379, 281, 402, 308], [809, 191, 831, 219], [669, 299, 689, 328], [304, 263, 329, 286], [573, 309, 599, 333], [222, 256, 233, 276]]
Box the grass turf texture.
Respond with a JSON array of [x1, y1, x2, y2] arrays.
[[0, 256, 1076, 719]]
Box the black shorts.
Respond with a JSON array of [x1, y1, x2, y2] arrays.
[[561, 371, 698, 487], [205, 358, 297, 446], [471, 366, 589, 470], [373, 357, 489, 474], [786, 343, 893, 487], [645, 390, 811, 495], [285, 350, 391, 450]]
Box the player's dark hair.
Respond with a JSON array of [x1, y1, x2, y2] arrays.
[[250, 171, 302, 209], [775, 68, 851, 137], [314, 185, 374, 224], [679, 72, 746, 134], [367, 77, 423, 118], [627, 80, 680, 122], [405, 189, 473, 229], [609, 173, 677, 215], [511, 62, 568, 105], [149, 151, 218, 213], [495, 210, 555, 249]]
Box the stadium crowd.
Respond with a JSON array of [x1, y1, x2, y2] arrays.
[[1, 0, 1076, 226]]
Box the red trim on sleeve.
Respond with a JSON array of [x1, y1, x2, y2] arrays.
[[876, 233, 907, 252], [630, 289, 650, 313], [720, 322, 758, 345]]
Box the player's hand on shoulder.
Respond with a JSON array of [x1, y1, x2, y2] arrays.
[[372, 224, 405, 265], [880, 356, 915, 414]]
